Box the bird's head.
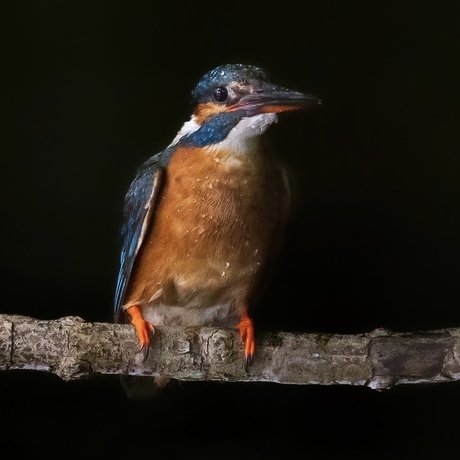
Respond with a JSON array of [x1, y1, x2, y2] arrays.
[[170, 64, 320, 150]]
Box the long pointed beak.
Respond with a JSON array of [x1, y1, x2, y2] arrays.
[[228, 83, 321, 116]]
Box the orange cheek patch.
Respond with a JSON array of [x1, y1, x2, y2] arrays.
[[194, 102, 227, 124]]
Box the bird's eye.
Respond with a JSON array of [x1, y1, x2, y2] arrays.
[[212, 87, 228, 103]]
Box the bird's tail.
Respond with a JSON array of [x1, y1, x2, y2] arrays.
[[120, 375, 173, 400]]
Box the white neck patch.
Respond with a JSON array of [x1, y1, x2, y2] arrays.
[[168, 116, 200, 147], [214, 113, 278, 153]]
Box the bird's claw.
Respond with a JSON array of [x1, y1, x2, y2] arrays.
[[127, 305, 155, 358], [237, 310, 256, 372], [138, 342, 150, 359], [244, 353, 254, 372]]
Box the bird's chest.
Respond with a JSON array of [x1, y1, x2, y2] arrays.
[[134, 146, 287, 313]]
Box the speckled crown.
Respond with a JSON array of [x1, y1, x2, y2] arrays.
[[191, 64, 270, 102]]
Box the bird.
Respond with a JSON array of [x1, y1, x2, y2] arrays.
[[114, 63, 320, 391]]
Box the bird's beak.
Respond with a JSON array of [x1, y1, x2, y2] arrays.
[[228, 83, 321, 116]]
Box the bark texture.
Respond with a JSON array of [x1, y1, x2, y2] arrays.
[[1, 314, 459, 390]]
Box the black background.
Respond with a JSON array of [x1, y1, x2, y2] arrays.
[[2, 1, 460, 458]]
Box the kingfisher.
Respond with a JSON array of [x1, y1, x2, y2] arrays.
[[114, 64, 320, 388]]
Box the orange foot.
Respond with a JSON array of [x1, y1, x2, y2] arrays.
[[127, 305, 154, 350], [237, 309, 255, 370]]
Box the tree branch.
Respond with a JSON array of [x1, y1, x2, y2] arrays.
[[1, 314, 459, 390]]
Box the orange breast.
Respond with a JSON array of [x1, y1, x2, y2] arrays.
[[123, 144, 289, 321]]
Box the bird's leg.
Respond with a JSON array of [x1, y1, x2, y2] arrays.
[[127, 305, 154, 350], [237, 309, 255, 370]]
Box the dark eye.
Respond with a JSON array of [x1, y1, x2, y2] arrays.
[[212, 86, 228, 103]]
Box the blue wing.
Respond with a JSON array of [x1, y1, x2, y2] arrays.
[[114, 153, 164, 322]]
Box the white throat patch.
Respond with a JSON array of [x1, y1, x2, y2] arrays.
[[169, 117, 200, 147], [215, 113, 278, 153]]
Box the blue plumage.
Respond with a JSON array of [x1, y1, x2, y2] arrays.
[[114, 156, 163, 322]]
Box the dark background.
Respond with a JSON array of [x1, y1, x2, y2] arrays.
[[2, 1, 460, 458]]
